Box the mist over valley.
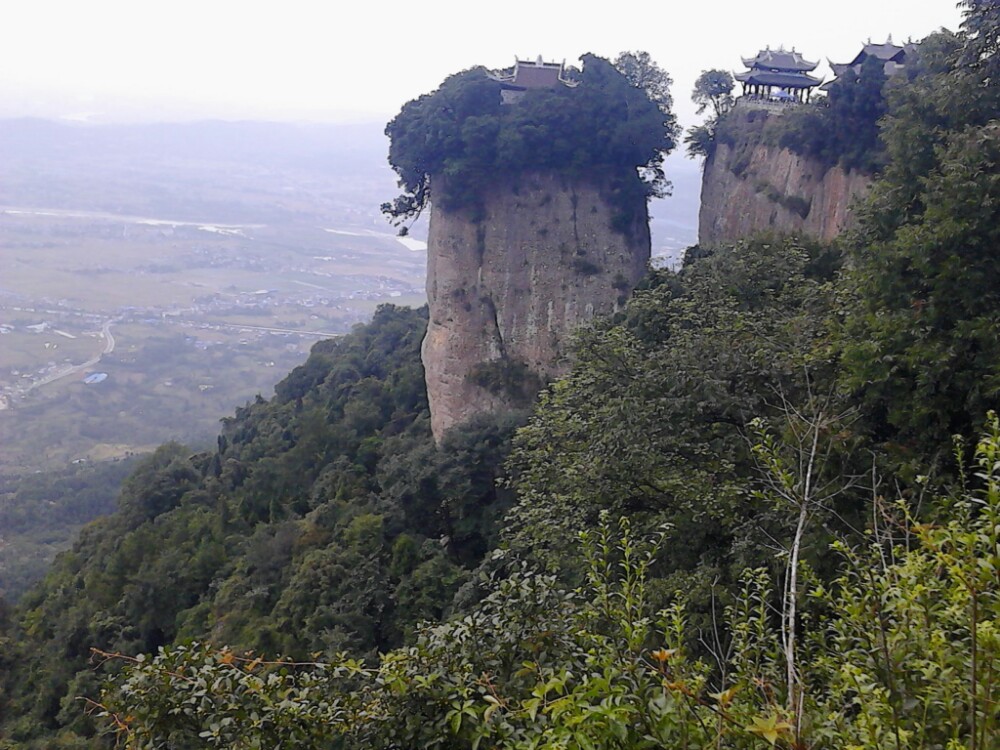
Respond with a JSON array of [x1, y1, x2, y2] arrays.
[[0, 118, 697, 473]]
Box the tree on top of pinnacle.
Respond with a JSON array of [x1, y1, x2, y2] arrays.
[[382, 53, 678, 227]]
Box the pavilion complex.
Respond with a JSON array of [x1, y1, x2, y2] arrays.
[[489, 57, 579, 104], [822, 36, 915, 90], [736, 47, 822, 103]]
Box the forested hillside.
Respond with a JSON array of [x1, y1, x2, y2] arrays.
[[2, 3, 999, 748], [0, 461, 137, 602], [0, 305, 522, 746]]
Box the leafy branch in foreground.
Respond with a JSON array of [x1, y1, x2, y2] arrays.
[[97, 517, 787, 749], [98, 425, 1000, 749]]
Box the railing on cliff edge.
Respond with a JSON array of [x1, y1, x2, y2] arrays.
[[734, 96, 825, 115]]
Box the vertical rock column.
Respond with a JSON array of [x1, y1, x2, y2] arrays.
[[422, 172, 650, 442]]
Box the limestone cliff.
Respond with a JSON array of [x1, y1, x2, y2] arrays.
[[423, 172, 649, 441], [699, 114, 872, 247]]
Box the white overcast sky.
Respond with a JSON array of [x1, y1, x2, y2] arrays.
[[0, 0, 964, 126]]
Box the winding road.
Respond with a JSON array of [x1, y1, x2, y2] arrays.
[[27, 320, 116, 392]]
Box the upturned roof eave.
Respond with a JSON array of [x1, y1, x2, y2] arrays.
[[735, 70, 823, 88], [741, 51, 820, 73]]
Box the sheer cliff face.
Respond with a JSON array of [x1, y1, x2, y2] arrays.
[[699, 141, 871, 247], [423, 172, 649, 441]]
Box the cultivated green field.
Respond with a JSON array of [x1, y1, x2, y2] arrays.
[[0, 119, 427, 474]]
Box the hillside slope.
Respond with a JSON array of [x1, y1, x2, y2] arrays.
[[0, 305, 520, 744]]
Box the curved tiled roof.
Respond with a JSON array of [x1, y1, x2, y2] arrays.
[[741, 47, 819, 73], [736, 70, 823, 88], [830, 37, 909, 71], [823, 38, 913, 91], [859, 41, 906, 62]]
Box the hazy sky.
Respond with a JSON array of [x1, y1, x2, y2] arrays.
[[1, 0, 964, 126]]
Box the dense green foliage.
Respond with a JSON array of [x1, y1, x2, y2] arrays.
[[504, 236, 854, 599], [0, 306, 522, 747], [841, 25, 1000, 468], [4, 5, 1000, 748], [101, 438, 1000, 749], [685, 69, 735, 158], [611, 51, 675, 117], [382, 53, 677, 226], [0, 460, 136, 602], [771, 55, 890, 172], [959, 0, 1000, 78]]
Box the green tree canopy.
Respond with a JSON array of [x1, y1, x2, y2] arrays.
[[692, 68, 735, 118], [100, 429, 1000, 750], [503, 236, 856, 600], [0, 306, 524, 746], [841, 25, 1000, 465], [767, 54, 889, 172], [383, 53, 677, 225], [613, 50, 675, 115], [960, 0, 1000, 79], [685, 69, 734, 158]]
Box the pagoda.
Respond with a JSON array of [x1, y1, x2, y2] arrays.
[[489, 56, 579, 104], [736, 46, 822, 103], [822, 36, 915, 90]]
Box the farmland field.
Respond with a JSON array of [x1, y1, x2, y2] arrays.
[[0, 120, 427, 473]]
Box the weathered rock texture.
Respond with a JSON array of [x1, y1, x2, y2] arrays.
[[699, 140, 872, 247], [423, 172, 649, 441]]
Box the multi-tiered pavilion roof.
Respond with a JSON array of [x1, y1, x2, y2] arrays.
[[736, 47, 823, 102]]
